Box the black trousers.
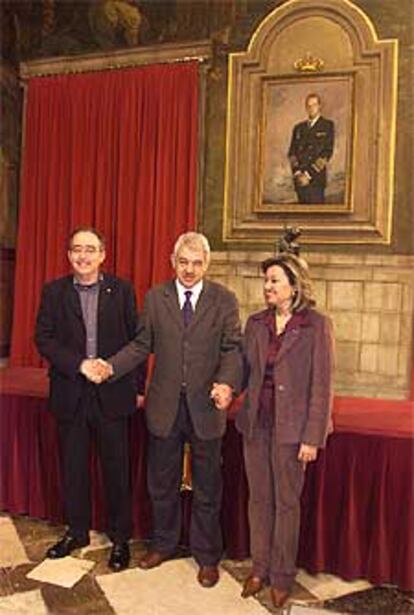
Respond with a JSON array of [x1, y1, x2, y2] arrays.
[[295, 183, 325, 204], [57, 384, 131, 543], [147, 394, 223, 566]]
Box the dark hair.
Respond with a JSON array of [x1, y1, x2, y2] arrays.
[[261, 253, 315, 311], [305, 92, 321, 105], [68, 226, 106, 250]]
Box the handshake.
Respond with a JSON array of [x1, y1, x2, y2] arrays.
[[79, 361, 234, 411], [80, 358, 114, 384]]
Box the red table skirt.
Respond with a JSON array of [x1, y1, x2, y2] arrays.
[[0, 391, 413, 590], [297, 433, 414, 590]]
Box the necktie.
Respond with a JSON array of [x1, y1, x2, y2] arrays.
[[182, 290, 193, 327]]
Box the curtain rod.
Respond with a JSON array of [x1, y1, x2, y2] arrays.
[[20, 41, 212, 81]]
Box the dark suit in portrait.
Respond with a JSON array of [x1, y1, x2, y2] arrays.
[[109, 278, 242, 568], [288, 116, 334, 204], [35, 273, 143, 547]]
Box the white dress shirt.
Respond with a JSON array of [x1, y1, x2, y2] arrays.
[[308, 114, 320, 128], [175, 279, 203, 310]]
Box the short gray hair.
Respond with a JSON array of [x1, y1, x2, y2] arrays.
[[172, 232, 211, 264]]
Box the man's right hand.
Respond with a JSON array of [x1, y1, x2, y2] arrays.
[[80, 358, 113, 384], [296, 172, 310, 187]]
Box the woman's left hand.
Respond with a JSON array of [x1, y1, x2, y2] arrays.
[[298, 443, 318, 468]]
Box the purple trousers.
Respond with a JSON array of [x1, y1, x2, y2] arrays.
[[243, 424, 305, 590]]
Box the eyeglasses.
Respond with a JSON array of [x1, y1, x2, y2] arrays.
[[70, 245, 102, 255]]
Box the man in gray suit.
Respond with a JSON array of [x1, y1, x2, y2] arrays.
[[88, 232, 242, 587]]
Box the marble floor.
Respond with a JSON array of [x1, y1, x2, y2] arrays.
[[0, 513, 413, 614]]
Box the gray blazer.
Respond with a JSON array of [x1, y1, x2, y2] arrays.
[[236, 307, 334, 447], [109, 279, 243, 439]]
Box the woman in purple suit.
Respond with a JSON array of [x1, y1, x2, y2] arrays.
[[236, 253, 334, 608]]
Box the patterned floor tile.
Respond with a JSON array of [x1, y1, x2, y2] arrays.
[[40, 574, 115, 615], [0, 514, 411, 615], [0, 516, 31, 568], [296, 570, 371, 601], [324, 586, 414, 615], [97, 559, 270, 615], [27, 556, 95, 589], [0, 589, 48, 615], [289, 606, 344, 615]]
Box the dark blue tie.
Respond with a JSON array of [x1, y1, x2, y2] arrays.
[[182, 290, 193, 327]]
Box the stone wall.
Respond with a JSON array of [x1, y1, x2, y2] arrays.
[[208, 252, 414, 400]]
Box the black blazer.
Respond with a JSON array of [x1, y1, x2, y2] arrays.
[[35, 273, 143, 421], [288, 116, 334, 188]]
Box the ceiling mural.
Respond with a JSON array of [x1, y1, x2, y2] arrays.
[[1, 0, 278, 64]]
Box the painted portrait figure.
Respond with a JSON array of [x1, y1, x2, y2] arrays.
[[262, 78, 351, 206], [287, 93, 334, 204]]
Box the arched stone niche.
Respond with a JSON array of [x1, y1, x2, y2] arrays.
[[223, 0, 398, 245]]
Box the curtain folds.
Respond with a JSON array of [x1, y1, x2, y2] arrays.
[[11, 61, 199, 365]]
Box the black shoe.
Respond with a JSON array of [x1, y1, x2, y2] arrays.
[[46, 533, 89, 559], [108, 542, 130, 572]]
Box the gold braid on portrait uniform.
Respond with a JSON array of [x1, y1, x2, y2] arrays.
[[311, 157, 327, 173]]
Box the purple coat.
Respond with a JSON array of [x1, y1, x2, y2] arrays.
[[236, 307, 334, 447]]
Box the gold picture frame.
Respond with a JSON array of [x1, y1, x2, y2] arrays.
[[223, 0, 398, 245], [258, 73, 354, 213]]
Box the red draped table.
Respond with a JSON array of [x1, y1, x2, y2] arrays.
[[1, 368, 413, 590]]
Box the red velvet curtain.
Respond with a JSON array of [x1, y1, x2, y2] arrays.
[[10, 61, 199, 366]]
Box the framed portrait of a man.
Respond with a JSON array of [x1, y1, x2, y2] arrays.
[[222, 0, 398, 245], [260, 76, 353, 209]]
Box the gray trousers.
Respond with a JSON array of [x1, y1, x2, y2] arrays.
[[147, 394, 223, 566], [243, 424, 305, 589]]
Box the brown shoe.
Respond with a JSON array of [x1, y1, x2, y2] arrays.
[[197, 565, 219, 588], [241, 575, 264, 598], [138, 550, 170, 570], [270, 587, 290, 608]]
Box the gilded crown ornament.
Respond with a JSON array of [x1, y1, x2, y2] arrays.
[[294, 53, 324, 72]]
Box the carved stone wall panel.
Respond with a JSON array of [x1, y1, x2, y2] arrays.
[[208, 251, 414, 400]]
